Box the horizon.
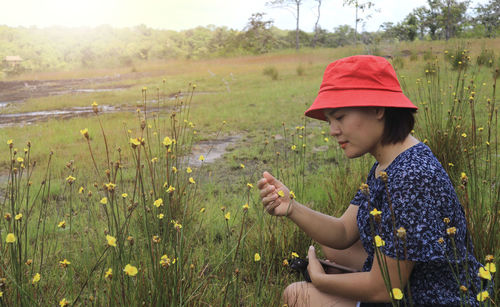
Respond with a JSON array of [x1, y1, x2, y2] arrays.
[[0, 0, 490, 33]]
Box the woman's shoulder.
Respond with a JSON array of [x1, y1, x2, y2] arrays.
[[388, 142, 447, 182]]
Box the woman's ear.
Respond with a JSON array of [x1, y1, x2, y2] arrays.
[[374, 107, 385, 120]]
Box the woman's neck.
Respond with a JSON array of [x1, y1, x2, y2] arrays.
[[372, 135, 419, 173]]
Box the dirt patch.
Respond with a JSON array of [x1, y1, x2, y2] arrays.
[[0, 77, 132, 103], [187, 135, 243, 167]]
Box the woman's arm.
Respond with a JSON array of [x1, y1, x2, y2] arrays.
[[308, 245, 415, 302], [258, 171, 359, 249]]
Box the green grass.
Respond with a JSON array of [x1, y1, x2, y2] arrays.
[[0, 39, 499, 306]]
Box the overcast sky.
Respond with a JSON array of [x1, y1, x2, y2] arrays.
[[0, 0, 489, 32]]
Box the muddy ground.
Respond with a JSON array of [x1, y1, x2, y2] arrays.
[[0, 75, 132, 104]]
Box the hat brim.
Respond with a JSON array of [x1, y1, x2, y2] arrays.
[[305, 89, 418, 121]]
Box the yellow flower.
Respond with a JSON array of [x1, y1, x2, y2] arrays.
[[485, 262, 496, 273], [78, 186, 85, 194], [58, 220, 66, 229], [289, 191, 296, 199], [461, 133, 467, 138], [242, 203, 249, 211], [397, 227, 407, 239], [438, 237, 445, 244], [460, 285, 468, 292], [105, 182, 116, 192], [277, 190, 285, 197], [121, 193, 128, 198], [0, 291, 2, 297], [446, 227, 457, 236], [80, 128, 89, 139], [225, 212, 231, 220], [460, 172, 468, 183], [123, 264, 138, 276], [448, 163, 454, 167], [166, 185, 175, 193], [198, 155, 205, 161], [374, 235, 385, 247], [163, 136, 173, 147], [157, 213, 164, 219], [478, 267, 492, 280], [172, 166, 178, 173], [254, 253, 261, 262], [15, 213, 22, 220], [247, 183, 253, 189], [7, 139, 13, 145], [391, 288, 403, 300], [171, 220, 182, 230], [485, 254, 494, 262], [6, 233, 16, 243], [59, 298, 69, 307], [370, 208, 382, 217], [291, 252, 299, 258], [200, 207, 205, 213], [240, 163, 245, 169], [160, 254, 171, 268], [443, 217, 450, 224], [478, 127, 484, 132], [17, 157, 23, 163], [100, 197, 108, 205], [129, 138, 141, 147], [476, 290, 489, 302], [189, 177, 196, 184], [32, 273, 41, 284], [59, 259, 71, 268], [105, 268, 113, 280], [291, 145, 297, 151], [283, 259, 289, 266], [186, 167, 192, 173], [106, 235, 117, 247], [423, 139, 428, 144], [153, 198, 163, 207], [152, 235, 161, 243], [66, 175, 76, 184]]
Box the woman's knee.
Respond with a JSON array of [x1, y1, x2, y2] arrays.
[[282, 281, 308, 305]]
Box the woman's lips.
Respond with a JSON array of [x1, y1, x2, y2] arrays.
[[339, 141, 348, 149]]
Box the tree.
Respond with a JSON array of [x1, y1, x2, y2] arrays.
[[312, 0, 322, 48], [239, 13, 277, 54], [343, 0, 377, 44], [267, 0, 304, 50], [473, 0, 500, 38]]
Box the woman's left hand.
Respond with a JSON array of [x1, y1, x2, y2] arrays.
[[307, 245, 325, 284]]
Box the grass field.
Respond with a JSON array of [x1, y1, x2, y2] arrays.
[[0, 38, 498, 306]]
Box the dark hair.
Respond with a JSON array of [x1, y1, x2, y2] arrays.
[[381, 108, 416, 145]]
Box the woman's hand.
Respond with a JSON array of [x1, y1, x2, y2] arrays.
[[257, 171, 293, 217], [307, 245, 326, 284]]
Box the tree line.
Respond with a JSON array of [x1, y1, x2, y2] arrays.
[[0, 0, 498, 74]]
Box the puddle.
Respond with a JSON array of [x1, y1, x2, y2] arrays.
[[55, 88, 128, 95], [187, 135, 242, 166]]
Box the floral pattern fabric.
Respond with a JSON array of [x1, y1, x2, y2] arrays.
[[351, 142, 483, 306]]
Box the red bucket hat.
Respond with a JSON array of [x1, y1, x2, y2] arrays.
[[305, 55, 417, 121]]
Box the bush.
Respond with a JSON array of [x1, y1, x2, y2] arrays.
[[263, 66, 279, 80], [296, 64, 305, 76], [476, 48, 495, 67]]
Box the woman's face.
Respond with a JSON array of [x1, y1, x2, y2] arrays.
[[324, 107, 385, 159]]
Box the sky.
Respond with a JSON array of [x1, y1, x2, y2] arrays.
[[0, 0, 489, 32]]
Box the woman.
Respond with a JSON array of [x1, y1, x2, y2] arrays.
[[257, 55, 484, 306]]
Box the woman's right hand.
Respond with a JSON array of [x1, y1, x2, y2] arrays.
[[257, 171, 293, 217]]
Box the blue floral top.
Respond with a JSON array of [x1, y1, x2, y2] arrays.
[[351, 142, 484, 306]]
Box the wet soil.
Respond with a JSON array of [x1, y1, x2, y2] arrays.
[[0, 76, 131, 103]]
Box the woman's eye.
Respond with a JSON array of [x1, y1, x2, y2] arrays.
[[335, 116, 344, 121]]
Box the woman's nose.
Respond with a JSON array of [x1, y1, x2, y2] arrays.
[[329, 122, 340, 136]]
